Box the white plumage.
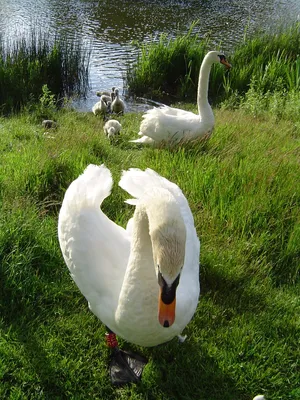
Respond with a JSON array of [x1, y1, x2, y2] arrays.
[[111, 88, 125, 115], [130, 51, 231, 144], [92, 96, 107, 117], [103, 119, 122, 139], [58, 165, 200, 347]]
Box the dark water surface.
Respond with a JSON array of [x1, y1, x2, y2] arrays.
[[1, 0, 300, 111]]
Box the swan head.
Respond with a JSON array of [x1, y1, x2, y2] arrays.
[[206, 51, 231, 69], [107, 127, 116, 139], [150, 215, 186, 328]]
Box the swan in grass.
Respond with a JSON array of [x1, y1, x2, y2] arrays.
[[111, 88, 125, 115], [58, 164, 200, 384], [103, 119, 122, 139], [92, 96, 108, 119], [130, 51, 231, 145]]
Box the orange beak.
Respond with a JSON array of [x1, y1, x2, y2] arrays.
[[221, 59, 232, 69], [158, 288, 176, 327]]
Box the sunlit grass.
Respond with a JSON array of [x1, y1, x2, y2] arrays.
[[0, 105, 299, 399]]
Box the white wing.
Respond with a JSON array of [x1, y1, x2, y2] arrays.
[[58, 164, 130, 324], [138, 106, 202, 143]]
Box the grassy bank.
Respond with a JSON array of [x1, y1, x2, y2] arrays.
[[0, 105, 299, 399], [126, 22, 300, 109], [0, 32, 90, 115]]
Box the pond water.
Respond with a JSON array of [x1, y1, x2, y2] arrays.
[[1, 0, 300, 111]]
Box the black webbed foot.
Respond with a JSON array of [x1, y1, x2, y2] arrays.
[[109, 347, 148, 385]]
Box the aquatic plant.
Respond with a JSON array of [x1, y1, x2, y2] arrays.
[[126, 23, 213, 102], [0, 31, 90, 114], [126, 22, 300, 107]]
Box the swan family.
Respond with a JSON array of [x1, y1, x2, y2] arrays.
[[59, 50, 235, 383], [93, 87, 125, 120], [93, 51, 230, 143]]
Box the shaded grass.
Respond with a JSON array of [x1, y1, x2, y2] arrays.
[[0, 107, 299, 399], [0, 31, 90, 115]]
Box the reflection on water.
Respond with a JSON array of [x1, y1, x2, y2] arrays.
[[1, 0, 300, 111]]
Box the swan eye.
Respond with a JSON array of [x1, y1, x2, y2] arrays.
[[218, 54, 226, 61]]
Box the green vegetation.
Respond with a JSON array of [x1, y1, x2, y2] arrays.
[[0, 103, 299, 399], [126, 23, 209, 101], [126, 22, 300, 111], [0, 32, 90, 115], [0, 21, 299, 400]]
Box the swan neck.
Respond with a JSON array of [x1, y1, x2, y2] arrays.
[[121, 190, 183, 285], [197, 55, 213, 114], [123, 205, 156, 284]]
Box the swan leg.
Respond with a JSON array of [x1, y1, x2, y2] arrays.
[[105, 328, 148, 385]]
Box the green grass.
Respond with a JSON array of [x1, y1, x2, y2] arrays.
[[0, 106, 299, 399], [0, 31, 90, 115]]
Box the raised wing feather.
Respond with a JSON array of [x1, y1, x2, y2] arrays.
[[58, 164, 130, 322]]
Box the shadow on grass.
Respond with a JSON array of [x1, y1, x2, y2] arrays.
[[126, 338, 247, 400], [200, 261, 267, 314]]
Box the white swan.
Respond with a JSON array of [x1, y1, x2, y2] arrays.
[[111, 88, 125, 115], [103, 119, 122, 139], [58, 164, 200, 348], [92, 96, 108, 117], [130, 51, 231, 144]]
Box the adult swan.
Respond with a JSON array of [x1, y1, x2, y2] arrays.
[[130, 51, 231, 144], [58, 164, 200, 383]]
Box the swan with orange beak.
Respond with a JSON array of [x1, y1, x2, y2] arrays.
[[58, 165, 200, 384]]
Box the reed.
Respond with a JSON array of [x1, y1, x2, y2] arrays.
[[126, 23, 211, 102], [0, 31, 90, 114], [126, 22, 300, 107]]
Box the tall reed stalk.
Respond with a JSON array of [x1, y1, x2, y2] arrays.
[[0, 31, 90, 114], [126, 22, 300, 105]]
